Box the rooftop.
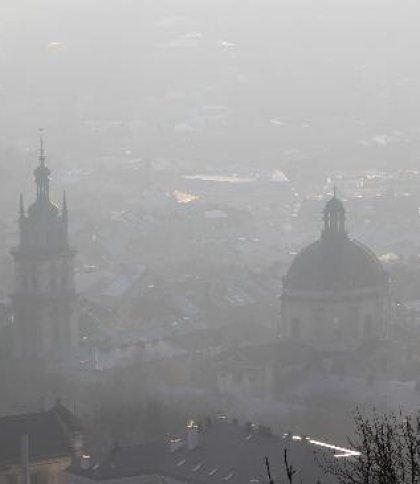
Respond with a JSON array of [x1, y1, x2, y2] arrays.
[[0, 401, 80, 467], [71, 420, 352, 484]]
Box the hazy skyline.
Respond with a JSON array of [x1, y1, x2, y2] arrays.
[[1, 1, 420, 170], [3, 6, 420, 480]]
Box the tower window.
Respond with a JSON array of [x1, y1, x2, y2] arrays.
[[22, 275, 28, 293], [52, 307, 60, 345], [291, 317, 302, 339], [32, 273, 38, 293], [363, 315, 373, 339], [50, 263, 58, 292], [333, 316, 342, 339], [61, 271, 68, 291]]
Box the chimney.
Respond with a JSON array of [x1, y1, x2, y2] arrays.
[[186, 420, 199, 450], [169, 438, 184, 453], [21, 434, 30, 484], [80, 455, 92, 470]]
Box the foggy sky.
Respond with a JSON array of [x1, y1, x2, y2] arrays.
[[1, 0, 420, 166]]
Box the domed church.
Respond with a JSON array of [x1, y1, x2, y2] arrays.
[[281, 193, 391, 347]]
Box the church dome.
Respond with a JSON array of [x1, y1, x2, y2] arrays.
[[284, 194, 387, 293], [284, 237, 386, 292]]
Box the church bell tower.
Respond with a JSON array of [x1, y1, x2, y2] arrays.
[[12, 136, 78, 362]]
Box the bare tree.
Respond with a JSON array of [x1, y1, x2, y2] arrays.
[[266, 452, 297, 484], [322, 407, 420, 484], [284, 449, 297, 483]]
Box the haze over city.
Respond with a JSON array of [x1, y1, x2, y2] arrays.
[[2, 2, 420, 483]]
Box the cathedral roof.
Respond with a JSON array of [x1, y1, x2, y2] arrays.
[[284, 194, 387, 293], [27, 198, 59, 218], [17, 135, 70, 255], [284, 237, 386, 292], [21, 135, 63, 220]]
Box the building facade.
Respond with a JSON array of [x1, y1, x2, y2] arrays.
[[0, 401, 83, 484], [11, 140, 78, 362], [281, 194, 391, 348]]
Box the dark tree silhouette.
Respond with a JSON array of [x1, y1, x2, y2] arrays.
[[322, 408, 420, 484]]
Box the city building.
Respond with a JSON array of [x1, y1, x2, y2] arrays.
[[11, 138, 78, 363], [0, 401, 83, 484], [69, 419, 343, 484], [281, 192, 391, 348]]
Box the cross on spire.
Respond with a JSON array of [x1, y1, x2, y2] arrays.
[[39, 128, 46, 166], [34, 129, 51, 201]]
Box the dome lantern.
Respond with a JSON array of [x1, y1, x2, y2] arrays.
[[322, 189, 346, 239]]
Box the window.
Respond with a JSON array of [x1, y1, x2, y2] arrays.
[[22, 275, 28, 293], [33, 471, 48, 484], [61, 272, 68, 291], [32, 269, 38, 293], [30, 472, 38, 484], [52, 307, 60, 345], [333, 316, 342, 339], [363, 315, 373, 339], [50, 263, 58, 292], [291, 317, 301, 339], [6, 474, 18, 484]]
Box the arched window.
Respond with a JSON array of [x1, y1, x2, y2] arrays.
[[61, 268, 68, 292], [291, 317, 302, 339], [22, 273, 28, 293], [363, 315, 373, 339], [31, 270, 38, 293], [50, 263, 58, 292], [52, 307, 60, 345], [333, 316, 342, 339]]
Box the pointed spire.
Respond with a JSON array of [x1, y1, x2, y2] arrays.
[[34, 129, 51, 201], [62, 191, 68, 221], [19, 193, 25, 218], [39, 128, 46, 166]]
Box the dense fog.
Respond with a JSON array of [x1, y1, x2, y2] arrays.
[[2, 1, 420, 165], [2, 2, 420, 483]]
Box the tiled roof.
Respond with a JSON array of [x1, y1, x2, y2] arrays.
[[0, 405, 75, 467], [72, 421, 338, 483]]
